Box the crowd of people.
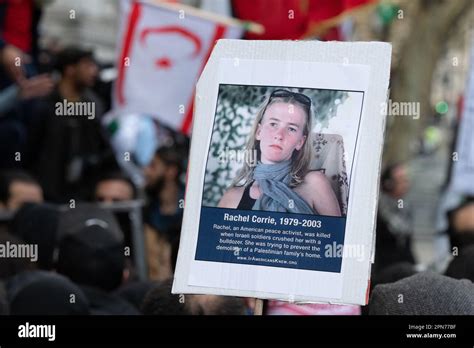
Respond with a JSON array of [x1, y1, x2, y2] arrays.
[[0, 3, 248, 313], [0, 0, 473, 316]]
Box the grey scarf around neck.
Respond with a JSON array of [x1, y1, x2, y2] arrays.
[[252, 160, 315, 214]]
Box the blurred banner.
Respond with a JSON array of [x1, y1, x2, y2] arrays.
[[201, 0, 232, 16], [451, 41, 474, 195], [113, 0, 244, 134], [232, 0, 376, 40]]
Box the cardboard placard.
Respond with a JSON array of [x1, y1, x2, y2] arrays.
[[173, 39, 391, 305]]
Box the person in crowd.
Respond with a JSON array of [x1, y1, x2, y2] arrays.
[[370, 262, 417, 290], [0, 38, 26, 84], [0, 170, 43, 211], [0, 233, 36, 280], [56, 204, 124, 241], [369, 272, 474, 315], [374, 162, 415, 274], [141, 279, 246, 315], [445, 244, 474, 282], [170, 230, 180, 274], [144, 222, 182, 282], [141, 279, 192, 316], [114, 281, 159, 312], [0, 70, 53, 115], [0, 0, 49, 72], [0, 280, 8, 314], [0, 29, 53, 169], [144, 145, 185, 236], [0, 38, 53, 115], [446, 196, 474, 253], [92, 172, 138, 281], [27, 46, 112, 202], [9, 203, 60, 270], [94, 171, 136, 203], [218, 89, 340, 216], [143, 146, 186, 280], [56, 215, 139, 315], [193, 294, 247, 316], [361, 262, 417, 315], [8, 271, 90, 315]]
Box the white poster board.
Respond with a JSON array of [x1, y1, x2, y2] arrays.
[[173, 40, 391, 305]]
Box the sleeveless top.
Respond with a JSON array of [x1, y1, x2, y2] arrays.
[[236, 182, 256, 210]]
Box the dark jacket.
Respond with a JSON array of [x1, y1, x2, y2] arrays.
[[80, 285, 140, 315], [27, 88, 113, 202]]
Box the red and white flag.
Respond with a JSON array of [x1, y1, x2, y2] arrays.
[[114, 0, 244, 134]]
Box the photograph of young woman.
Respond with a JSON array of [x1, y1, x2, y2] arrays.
[[218, 89, 341, 217]]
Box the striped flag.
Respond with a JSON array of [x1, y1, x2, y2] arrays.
[[114, 0, 244, 134]]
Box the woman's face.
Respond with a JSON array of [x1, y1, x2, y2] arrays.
[[256, 102, 307, 164]]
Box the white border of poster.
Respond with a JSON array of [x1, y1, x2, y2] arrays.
[[173, 40, 391, 305]]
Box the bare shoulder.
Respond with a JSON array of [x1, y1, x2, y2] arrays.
[[217, 186, 245, 209], [304, 170, 331, 187], [302, 170, 341, 216]]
